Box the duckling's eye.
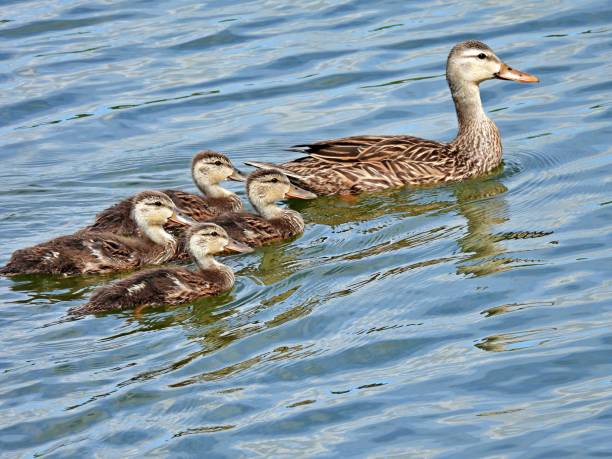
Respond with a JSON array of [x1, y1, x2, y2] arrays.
[[270, 178, 279, 183], [153, 201, 163, 207], [214, 161, 222, 166], [210, 231, 219, 237], [477, 53, 487, 60]]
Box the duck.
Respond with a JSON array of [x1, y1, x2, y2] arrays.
[[0, 191, 190, 276], [69, 223, 253, 314], [245, 40, 539, 195], [208, 169, 316, 249], [83, 151, 244, 236]]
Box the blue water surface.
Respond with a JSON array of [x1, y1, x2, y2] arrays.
[[1, 0, 611, 457]]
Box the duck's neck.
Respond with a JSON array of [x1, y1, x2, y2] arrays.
[[196, 181, 234, 199], [251, 198, 304, 235], [448, 80, 503, 172], [139, 221, 175, 247], [252, 199, 284, 220], [450, 81, 487, 129], [190, 247, 235, 289]]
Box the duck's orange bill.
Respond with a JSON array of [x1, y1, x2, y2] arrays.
[[495, 63, 539, 83], [168, 212, 194, 226], [225, 239, 254, 254], [286, 184, 317, 200]]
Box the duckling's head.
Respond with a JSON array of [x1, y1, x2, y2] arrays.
[[187, 223, 253, 259], [446, 40, 539, 88], [246, 170, 316, 211], [131, 191, 188, 228], [191, 150, 245, 195]]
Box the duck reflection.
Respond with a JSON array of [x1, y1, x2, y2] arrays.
[[288, 173, 550, 278], [452, 177, 551, 277], [288, 186, 454, 227]]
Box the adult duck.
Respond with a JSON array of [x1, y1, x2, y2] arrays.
[[0, 191, 190, 276], [70, 223, 252, 314], [84, 151, 244, 236], [246, 40, 539, 195], [209, 169, 316, 248]]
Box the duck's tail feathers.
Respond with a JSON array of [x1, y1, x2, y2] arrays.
[[244, 160, 283, 171], [244, 161, 308, 180]]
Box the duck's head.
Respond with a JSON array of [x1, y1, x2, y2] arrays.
[[191, 150, 245, 194], [246, 169, 316, 209], [187, 223, 253, 258], [131, 191, 191, 228], [446, 40, 539, 87]]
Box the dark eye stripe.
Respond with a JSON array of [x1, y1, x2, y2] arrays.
[[477, 53, 487, 60]]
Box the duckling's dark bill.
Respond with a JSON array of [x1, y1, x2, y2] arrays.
[[168, 212, 194, 226], [286, 184, 317, 199], [225, 239, 254, 253], [228, 168, 247, 181]]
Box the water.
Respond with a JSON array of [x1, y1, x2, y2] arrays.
[[1, 0, 611, 456]]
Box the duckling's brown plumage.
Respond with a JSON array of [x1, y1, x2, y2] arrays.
[[246, 41, 539, 195], [0, 191, 186, 276], [82, 151, 243, 236], [70, 223, 252, 314], [207, 169, 315, 249], [164, 151, 244, 223]]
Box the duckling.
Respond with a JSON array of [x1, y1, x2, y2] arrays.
[[69, 223, 253, 314], [209, 169, 316, 248], [163, 150, 245, 222], [246, 40, 539, 194], [84, 151, 244, 235], [0, 191, 190, 276]]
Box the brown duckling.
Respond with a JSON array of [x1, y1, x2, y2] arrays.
[[0, 191, 190, 276], [163, 150, 245, 222], [84, 151, 244, 235], [209, 169, 316, 248], [69, 223, 252, 314]]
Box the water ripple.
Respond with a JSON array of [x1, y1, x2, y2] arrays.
[[1, 0, 611, 457]]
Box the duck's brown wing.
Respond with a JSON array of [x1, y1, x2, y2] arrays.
[[93, 236, 142, 268], [247, 135, 452, 195], [1, 236, 86, 275], [290, 135, 394, 163], [72, 268, 204, 314], [1, 233, 139, 276], [211, 212, 282, 247], [162, 189, 217, 222], [81, 197, 138, 236], [292, 135, 448, 164]]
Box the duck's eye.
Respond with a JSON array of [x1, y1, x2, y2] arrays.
[[478, 53, 487, 60], [271, 178, 279, 183], [214, 161, 222, 166], [210, 231, 219, 237], [153, 201, 163, 207]]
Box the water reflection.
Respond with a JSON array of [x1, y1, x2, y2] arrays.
[[289, 187, 453, 227], [453, 178, 552, 277], [475, 328, 557, 352], [0, 171, 555, 393], [289, 173, 552, 279]]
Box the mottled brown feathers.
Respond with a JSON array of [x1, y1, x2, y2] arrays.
[[243, 40, 525, 195], [81, 197, 139, 236], [0, 232, 176, 276], [209, 211, 302, 248], [163, 190, 242, 224], [70, 266, 233, 314]]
